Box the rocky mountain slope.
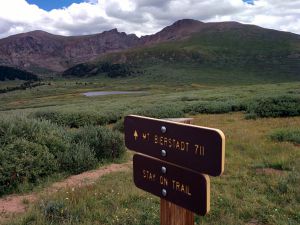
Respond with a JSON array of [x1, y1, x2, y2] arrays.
[[0, 19, 299, 76], [0, 29, 139, 73]]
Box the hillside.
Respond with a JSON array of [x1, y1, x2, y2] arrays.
[[0, 65, 38, 81], [0, 29, 139, 73], [0, 19, 299, 82], [0, 19, 214, 74], [64, 20, 300, 82]]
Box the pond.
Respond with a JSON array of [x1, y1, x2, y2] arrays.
[[83, 91, 147, 97]]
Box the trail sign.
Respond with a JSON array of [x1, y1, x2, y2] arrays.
[[125, 115, 225, 176], [133, 154, 210, 215]]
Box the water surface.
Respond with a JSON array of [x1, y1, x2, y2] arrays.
[[83, 91, 147, 97]]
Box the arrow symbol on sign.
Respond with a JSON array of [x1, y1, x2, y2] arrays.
[[134, 130, 138, 140]]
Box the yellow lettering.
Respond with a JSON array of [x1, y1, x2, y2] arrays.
[[187, 185, 192, 196], [168, 138, 172, 148], [143, 170, 156, 181], [180, 141, 185, 151], [160, 137, 163, 146], [164, 137, 168, 146], [186, 142, 189, 151], [142, 133, 147, 140], [149, 173, 153, 180], [181, 184, 185, 193], [171, 179, 192, 196], [154, 135, 158, 144], [176, 182, 180, 191], [195, 144, 205, 156], [160, 176, 168, 186], [164, 177, 168, 186], [153, 135, 191, 153]]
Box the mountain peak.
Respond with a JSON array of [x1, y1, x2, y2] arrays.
[[103, 28, 120, 34], [171, 19, 204, 27], [140, 19, 206, 45], [28, 30, 51, 34]]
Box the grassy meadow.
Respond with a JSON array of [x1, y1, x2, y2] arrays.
[[0, 70, 300, 225], [5, 113, 300, 225]]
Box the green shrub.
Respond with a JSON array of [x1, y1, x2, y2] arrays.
[[132, 104, 184, 119], [72, 126, 125, 160], [184, 100, 245, 114], [73, 126, 125, 161], [247, 96, 300, 118], [113, 118, 125, 133], [0, 139, 58, 195], [180, 96, 199, 101], [0, 117, 66, 196], [244, 112, 258, 120], [0, 116, 126, 195], [0, 116, 70, 158], [42, 200, 70, 221], [58, 142, 97, 174], [270, 128, 300, 144], [33, 110, 121, 128]]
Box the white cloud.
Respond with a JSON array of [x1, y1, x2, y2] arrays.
[[0, 0, 299, 38]]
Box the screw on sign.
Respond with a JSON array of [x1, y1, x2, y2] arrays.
[[124, 115, 226, 225]]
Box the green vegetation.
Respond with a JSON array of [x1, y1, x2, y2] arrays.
[[246, 96, 300, 118], [7, 113, 300, 225], [0, 66, 38, 81], [270, 128, 300, 144], [30, 92, 300, 126], [33, 110, 120, 128], [63, 62, 143, 78], [0, 81, 45, 94], [64, 26, 300, 84], [0, 116, 125, 196], [72, 126, 125, 160], [0, 77, 299, 224]]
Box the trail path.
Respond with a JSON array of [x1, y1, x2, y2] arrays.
[[0, 162, 131, 223]]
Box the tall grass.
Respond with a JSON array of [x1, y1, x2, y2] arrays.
[[7, 113, 300, 225], [270, 128, 300, 144]]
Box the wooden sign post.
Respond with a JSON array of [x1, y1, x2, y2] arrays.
[[124, 115, 225, 225], [161, 118, 196, 225]]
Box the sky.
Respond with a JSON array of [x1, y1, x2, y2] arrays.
[[0, 0, 299, 39], [26, 0, 84, 11]]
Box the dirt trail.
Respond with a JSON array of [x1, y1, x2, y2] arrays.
[[0, 162, 131, 223]]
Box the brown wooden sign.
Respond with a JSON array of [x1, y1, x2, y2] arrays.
[[125, 115, 225, 176], [133, 154, 210, 215]]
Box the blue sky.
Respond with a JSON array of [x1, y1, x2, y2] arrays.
[[243, 0, 254, 4], [27, 0, 255, 11], [26, 0, 84, 11]]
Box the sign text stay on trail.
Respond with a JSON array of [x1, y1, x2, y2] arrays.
[[133, 154, 210, 215], [125, 115, 225, 176]]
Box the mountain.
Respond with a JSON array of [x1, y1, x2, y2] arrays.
[[0, 19, 299, 80], [139, 19, 247, 45], [0, 29, 139, 74], [63, 20, 300, 82]]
